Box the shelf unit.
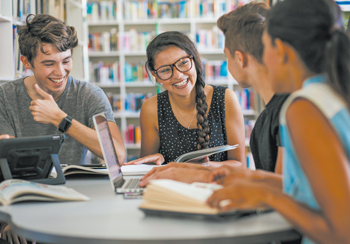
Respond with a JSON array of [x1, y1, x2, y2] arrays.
[[0, 0, 16, 81], [66, 0, 90, 82], [0, 0, 89, 83], [86, 0, 263, 161]]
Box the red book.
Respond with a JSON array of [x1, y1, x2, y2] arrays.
[[128, 124, 135, 144]]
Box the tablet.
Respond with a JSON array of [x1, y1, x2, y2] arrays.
[[0, 135, 65, 182]]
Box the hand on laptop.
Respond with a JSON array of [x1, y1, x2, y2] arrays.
[[123, 153, 165, 166]]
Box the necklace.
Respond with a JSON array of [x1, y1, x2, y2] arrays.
[[176, 107, 197, 129]]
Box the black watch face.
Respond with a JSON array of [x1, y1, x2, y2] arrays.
[[59, 116, 72, 133]]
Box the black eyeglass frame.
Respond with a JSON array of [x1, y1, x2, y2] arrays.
[[152, 55, 194, 81]]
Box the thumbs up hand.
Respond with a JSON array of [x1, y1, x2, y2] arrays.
[[29, 84, 67, 126]]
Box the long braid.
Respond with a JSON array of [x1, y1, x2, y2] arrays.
[[196, 75, 210, 150]]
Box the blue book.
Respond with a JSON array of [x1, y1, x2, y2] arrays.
[[179, 1, 186, 18], [220, 61, 227, 77]]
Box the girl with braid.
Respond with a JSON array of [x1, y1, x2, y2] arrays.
[[124, 31, 245, 180]]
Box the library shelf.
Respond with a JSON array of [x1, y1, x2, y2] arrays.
[[86, 0, 264, 161]]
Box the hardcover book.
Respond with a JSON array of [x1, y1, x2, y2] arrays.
[[139, 179, 258, 220]]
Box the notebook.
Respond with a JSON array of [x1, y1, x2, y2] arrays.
[[93, 113, 144, 194]]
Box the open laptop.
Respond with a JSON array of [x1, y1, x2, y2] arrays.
[[93, 112, 143, 194]]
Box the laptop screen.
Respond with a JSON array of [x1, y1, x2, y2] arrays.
[[93, 113, 123, 188]]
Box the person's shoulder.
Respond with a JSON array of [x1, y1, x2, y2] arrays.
[[0, 77, 25, 94], [274, 93, 290, 104], [67, 76, 103, 96], [268, 93, 291, 116], [140, 95, 157, 119], [143, 95, 157, 111]]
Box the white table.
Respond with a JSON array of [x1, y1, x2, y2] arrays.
[[0, 178, 301, 244]]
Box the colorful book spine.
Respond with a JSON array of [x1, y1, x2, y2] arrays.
[[158, 0, 189, 19], [123, 0, 157, 20], [89, 61, 120, 84], [201, 60, 228, 80], [196, 26, 224, 50], [88, 29, 119, 52], [86, 1, 117, 22], [235, 89, 255, 111], [124, 62, 149, 82], [124, 124, 141, 145], [124, 93, 153, 112]]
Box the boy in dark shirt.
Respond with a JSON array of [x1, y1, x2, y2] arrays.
[[217, 2, 289, 173]]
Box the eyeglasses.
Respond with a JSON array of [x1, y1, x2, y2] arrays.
[[153, 55, 193, 81]]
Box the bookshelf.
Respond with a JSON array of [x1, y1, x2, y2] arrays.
[[0, 0, 15, 81], [0, 0, 89, 83], [86, 0, 264, 161]]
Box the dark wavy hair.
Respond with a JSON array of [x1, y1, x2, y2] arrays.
[[18, 14, 78, 67], [217, 1, 269, 64], [146, 31, 210, 150], [267, 0, 350, 108]]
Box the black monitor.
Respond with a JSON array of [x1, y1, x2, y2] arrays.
[[0, 135, 66, 185]]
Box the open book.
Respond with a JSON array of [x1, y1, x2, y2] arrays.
[[51, 164, 159, 177], [174, 144, 239, 163], [0, 179, 89, 206], [139, 179, 256, 219], [61, 164, 108, 176]]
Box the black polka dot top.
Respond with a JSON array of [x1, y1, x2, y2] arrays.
[[157, 85, 228, 164]]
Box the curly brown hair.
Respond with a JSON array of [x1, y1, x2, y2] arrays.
[[18, 14, 78, 67]]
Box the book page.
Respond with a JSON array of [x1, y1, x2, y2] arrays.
[[175, 144, 239, 163], [149, 179, 222, 202]]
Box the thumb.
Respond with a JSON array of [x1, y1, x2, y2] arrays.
[[34, 84, 51, 99]]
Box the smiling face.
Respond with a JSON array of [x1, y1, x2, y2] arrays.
[[24, 43, 72, 98], [152, 46, 197, 97]]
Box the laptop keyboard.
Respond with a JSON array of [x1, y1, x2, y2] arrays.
[[124, 178, 141, 189]]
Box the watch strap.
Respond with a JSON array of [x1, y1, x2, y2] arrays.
[[58, 115, 73, 133]]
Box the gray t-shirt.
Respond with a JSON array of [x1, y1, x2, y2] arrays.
[[0, 76, 115, 165]]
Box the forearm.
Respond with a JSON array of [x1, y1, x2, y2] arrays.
[[209, 160, 243, 168], [252, 170, 283, 190], [263, 186, 349, 244], [65, 120, 125, 163]]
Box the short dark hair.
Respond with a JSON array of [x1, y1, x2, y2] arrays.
[[217, 2, 269, 64], [18, 14, 78, 67]]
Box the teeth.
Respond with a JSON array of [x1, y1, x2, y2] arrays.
[[174, 79, 188, 87], [50, 78, 64, 83]]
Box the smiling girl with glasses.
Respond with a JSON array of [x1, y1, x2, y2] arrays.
[[124, 31, 246, 176]]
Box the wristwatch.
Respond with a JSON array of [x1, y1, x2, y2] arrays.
[[58, 115, 73, 133]]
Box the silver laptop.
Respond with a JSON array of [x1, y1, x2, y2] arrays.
[[93, 112, 143, 194]]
